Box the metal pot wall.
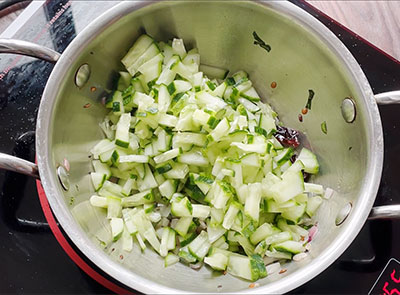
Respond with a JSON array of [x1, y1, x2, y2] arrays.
[[0, 1, 399, 293]]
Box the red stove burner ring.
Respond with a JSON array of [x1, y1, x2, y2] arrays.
[[35, 179, 134, 295]]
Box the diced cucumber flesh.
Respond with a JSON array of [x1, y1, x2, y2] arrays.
[[273, 240, 305, 254], [297, 148, 319, 174], [164, 253, 180, 267], [306, 195, 323, 217], [110, 218, 124, 241], [173, 217, 192, 236], [204, 251, 228, 271]]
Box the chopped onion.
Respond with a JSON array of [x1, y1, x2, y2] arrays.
[[265, 262, 281, 275], [293, 252, 308, 262]]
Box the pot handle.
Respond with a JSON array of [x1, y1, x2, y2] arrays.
[[0, 38, 60, 63], [0, 39, 61, 179], [367, 91, 400, 220], [375, 90, 400, 105]]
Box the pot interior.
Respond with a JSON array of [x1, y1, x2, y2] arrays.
[[44, 1, 375, 293]]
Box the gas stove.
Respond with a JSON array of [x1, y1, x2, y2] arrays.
[[0, 1, 399, 293]]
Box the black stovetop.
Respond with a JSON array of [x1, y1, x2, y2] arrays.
[[0, 1, 399, 294]]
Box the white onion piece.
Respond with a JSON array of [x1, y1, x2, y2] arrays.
[[324, 187, 335, 200], [265, 262, 281, 275], [293, 252, 308, 262]]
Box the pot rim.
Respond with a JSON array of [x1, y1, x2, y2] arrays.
[[36, 1, 384, 293]]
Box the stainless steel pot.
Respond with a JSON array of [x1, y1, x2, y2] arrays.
[[0, 1, 399, 293]]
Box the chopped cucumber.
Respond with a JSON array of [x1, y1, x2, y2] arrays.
[[88, 34, 326, 282]]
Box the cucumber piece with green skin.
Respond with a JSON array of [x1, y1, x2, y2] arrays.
[[121, 34, 154, 69], [212, 235, 228, 248], [178, 246, 197, 263], [121, 189, 154, 207], [163, 163, 189, 179], [208, 118, 230, 142], [306, 195, 323, 217], [179, 232, 197, 247], [274, 147, 294, 166], [90, 172, 106, 191], [269, 170, 304, 204], [155, 162, 173, 174], [204, 251, 229, 271], [110, 218, 124, 241], [241, 87, 261, 102], [264, 199, 283, 213], [227, 253, 266, 281], [259, 113, 276, 134], [121, 178, 136, 196], [172, 61, 194, 82], [250, 254, 267, 279], [167, 80, 192, 95], [137, 164, 158, 191], [158, 113, 178, 127], [178, 150, 210, 167], [211, 82, 227, 97], [265, 249, 292, 260], [106, 91, 122, 109], [122, 208, 138, 235], [133, 210, 161, 253], [188, 230, 211, 261], [304, 183, 324, 194], [297, 148, 319, 174], [173, 132, 207, 147], [164, 253, 180, 267], [159, 179, 178, 199], [281, 202, 306, 224], [107, 196, 122, 219], [192, 204, 211, 219], [230, 142, 267, 154], [173, 216, 193, 236], [132, 92, 154, 108], [265, 231, 291, 245], [192, 72, 203, 92], [115, 113, 132, 148], [127, 43, 160, 76], [135, 233, 147, 251], [153, 148, 181, 164], [238, 97, 260, 113], [244, 183, 262, 222], [101, 181, 124, 197], [192, 109, 211, 127], [171, 196, 193, 217], [236, 234, 255, 256], [160, 227, 176, 257], [137, 52, 163, 80], [211, 181, 235, 209], [222, 201, 241, 230], [250, 222, 274, 244], [156, 67, 176, 86], [196, 91, 227, 112], [122, 225, 133, 252], [89, 195, 108, 208], [157, 84, 172, 112], [171, 38, 187, 59], [273, 240, 305, 254], [90, 138, 114, 159]]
